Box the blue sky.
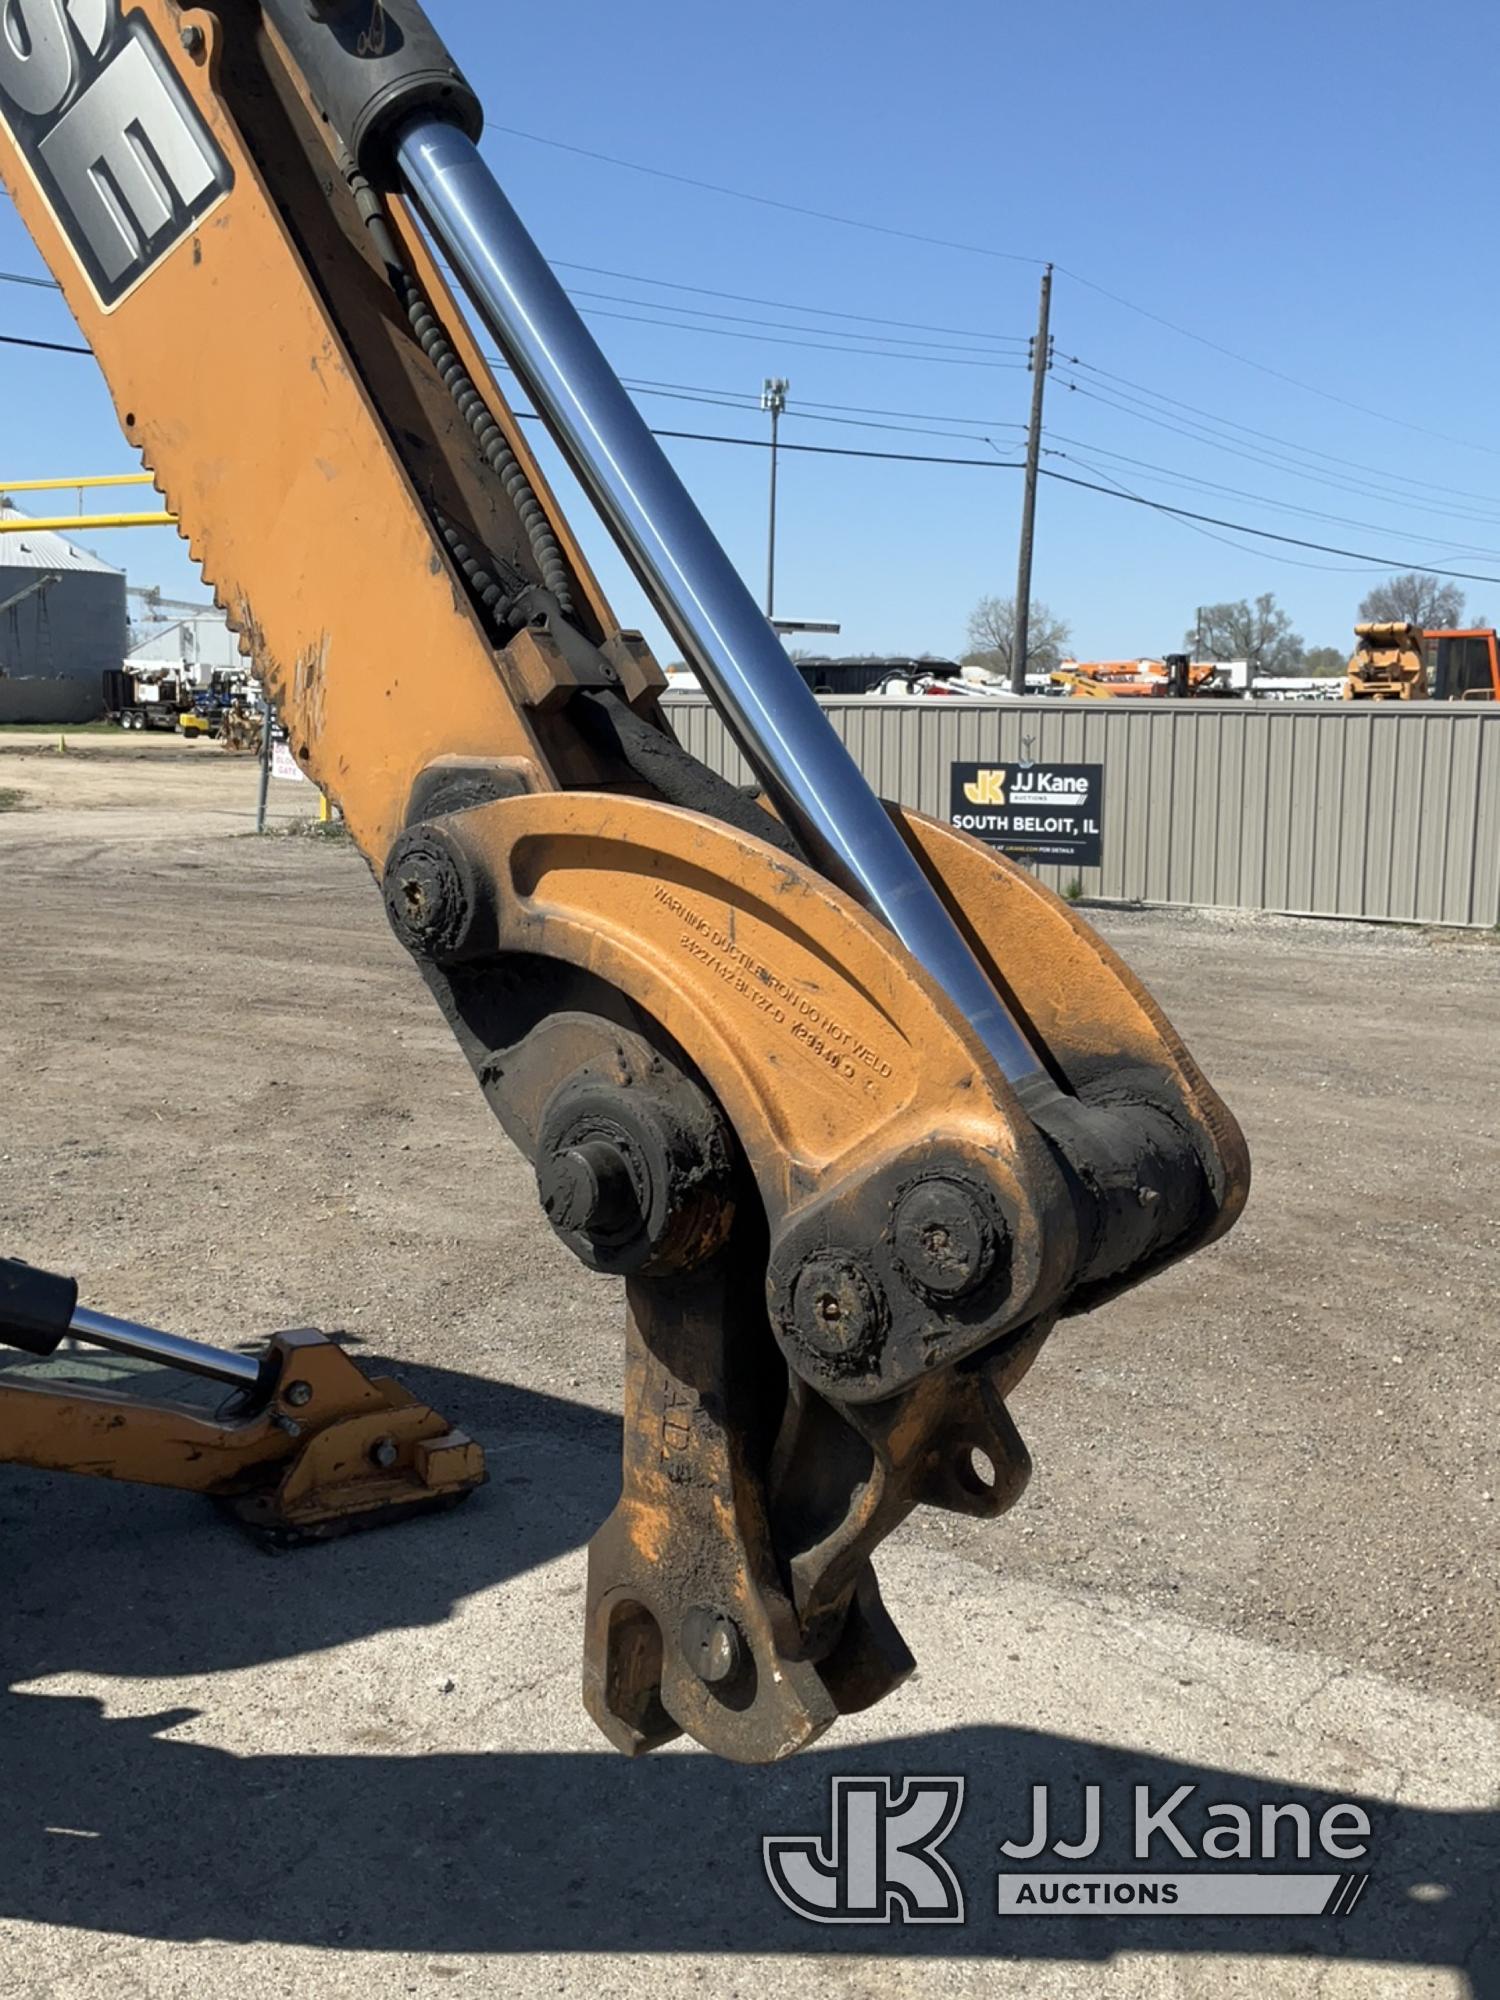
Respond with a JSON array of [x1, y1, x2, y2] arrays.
[[4, 0, 1500, 660]]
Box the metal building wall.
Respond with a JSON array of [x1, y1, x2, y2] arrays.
[[128, 612, 243, 675], [0, 509, 128, 689], [662, 697, 1500, 928], [0, 569, 128, 687], [0, 676, 103, 725]]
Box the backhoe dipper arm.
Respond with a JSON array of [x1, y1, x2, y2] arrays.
[[0, 0, 1248, 1761]]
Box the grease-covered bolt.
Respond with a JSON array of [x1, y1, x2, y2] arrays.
[[891, 1178, 1005, 1301], [538, 1139, 638, 1239], [381, 828, 477, 962], [787, 1253, 886, 1366]]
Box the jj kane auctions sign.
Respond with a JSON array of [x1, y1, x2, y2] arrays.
[[950, 761, 1104, 868]]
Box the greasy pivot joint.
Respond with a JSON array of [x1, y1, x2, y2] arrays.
[[382, 825, 484, 962], [890, 1176, 1006, 1301], [784, 1254, 889, 1376], [767, 1152, 1020, 1405], [533, 1059, 736, 1279]]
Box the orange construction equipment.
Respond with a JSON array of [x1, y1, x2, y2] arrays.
[[1343, 623, 1427, 700], [0, 0, 1249, 1762], [1052, 653, 1225, 699]]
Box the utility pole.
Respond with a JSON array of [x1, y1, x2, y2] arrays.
[[761, 377, 789, 617], [1011, 264, 1053, 695]]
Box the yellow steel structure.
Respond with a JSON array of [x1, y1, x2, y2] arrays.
[[1, 473, 156, 493], [0, 512, 176, 532]]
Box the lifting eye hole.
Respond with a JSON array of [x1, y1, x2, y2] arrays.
[[956, 1445, 997, 1496]]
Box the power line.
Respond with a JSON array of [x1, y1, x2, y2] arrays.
[[1065, 356, 1500, 511], [624, 359, 1500, 544], [0, 315, 1020, 450], [0, 298, 1027, 441], [552, 259, 1025, 344], [595, 375, 1021, 445], [784, 407, 1014, 446], [1044, 432, 1500, 560], [15, 290, 1500, 579], [654, 429, 1021, 468], [1060, 374, 1500, 529], [0, 259, 1024, 370], [626, 384, 1014, 446], [1047, 447, 1399, 576], [567, 284, 1022, 356], [510, 409, 1023, 469], [0, 326, 1019, 469], [1040, 465, 1500, 584], [484, 123, 1048, 268], [483, 126, 1488, 454], [12, 309, 1497, 578], [1055, 264, 1500, 461], [1054, 372, 1500, 529], [796, 392, 1018, 427], [9, 233, 1493, 524], [575, 302, 1026, 368], [620, 376, 1022, 429], [0, 329, 90, 355]]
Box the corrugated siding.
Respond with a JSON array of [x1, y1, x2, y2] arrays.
[[663, 696, 1500, 928]]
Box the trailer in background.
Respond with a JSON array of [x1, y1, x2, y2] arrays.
[[102, 667, 194, 733]]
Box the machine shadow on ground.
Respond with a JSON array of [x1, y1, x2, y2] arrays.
[[0, 1353, 619, 1678], [0, 1357, 1493, 1994]]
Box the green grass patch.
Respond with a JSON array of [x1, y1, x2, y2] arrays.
[[0, 721, 114, 734], [0, 787, 27, 812]]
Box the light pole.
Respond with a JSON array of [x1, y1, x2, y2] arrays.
[[762, 377, 789, 617]]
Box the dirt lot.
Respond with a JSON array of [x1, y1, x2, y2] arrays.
[[0, 736, 1496, 1994], [0, 726, 317, 836]]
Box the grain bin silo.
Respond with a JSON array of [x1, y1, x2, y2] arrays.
[[0, 503, 128, 723]]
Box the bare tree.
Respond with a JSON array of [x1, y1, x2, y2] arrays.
[[1186, 594, 1304, 674], [1357, 573, 1465, 630], [964, 595, 1071, 677]]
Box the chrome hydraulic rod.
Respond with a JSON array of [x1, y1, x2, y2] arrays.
[[394, 118, 1047, 1093], [68, 1306, 263, 1390], [1, 1255, 263, 1388]]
